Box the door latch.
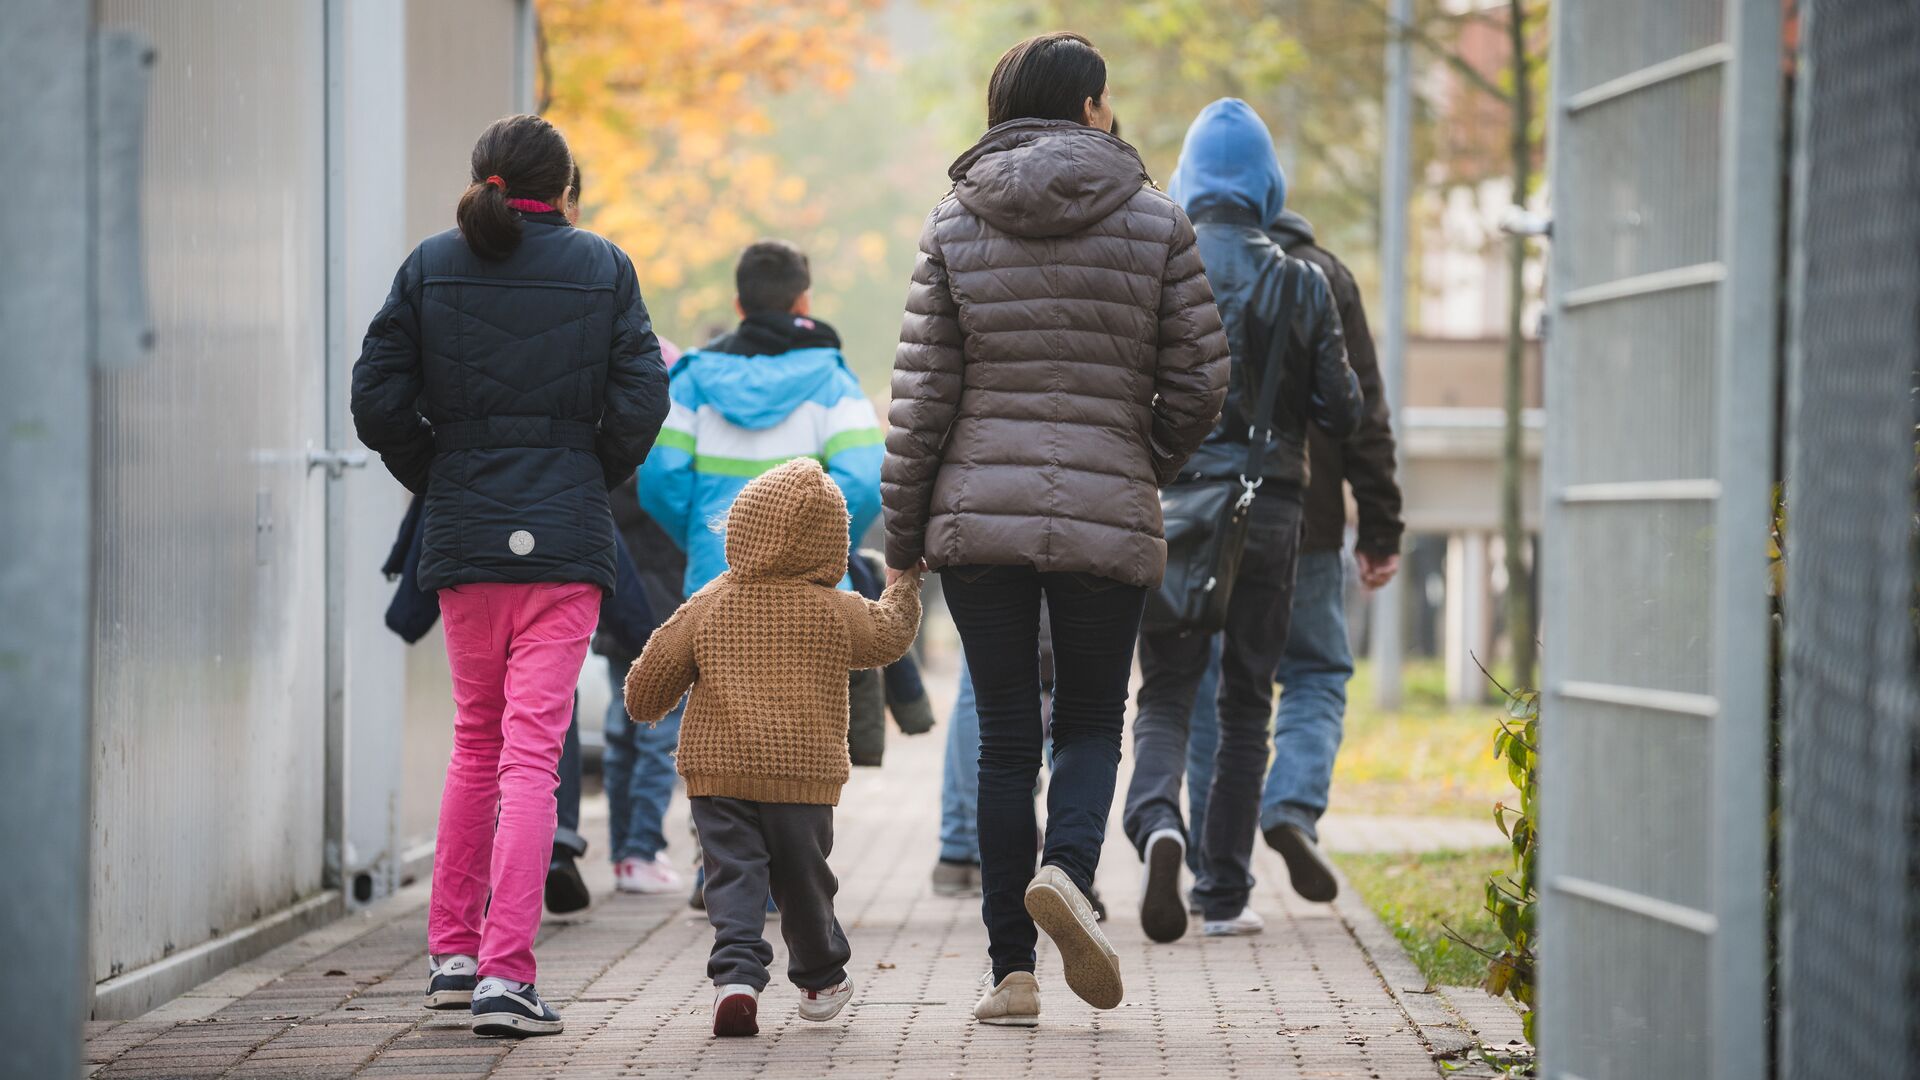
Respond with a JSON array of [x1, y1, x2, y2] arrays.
[[307, 447, 370, 479]]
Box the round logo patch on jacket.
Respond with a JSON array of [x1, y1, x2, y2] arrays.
[[508, 530, 535, 556]]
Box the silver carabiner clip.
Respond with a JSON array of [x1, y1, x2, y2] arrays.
[[1234, 474, 1262, 511]]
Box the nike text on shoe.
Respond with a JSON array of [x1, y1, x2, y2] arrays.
[[1024, 864, 1123, 1009], [796, 978, 855, 1022], [424, 954, 477, 1010], [1202, 907, 1267, 937], [973, 970, 1041, 1027], [1138, 828, 1189, 944], [1263, 822, 1340, 902], [713, 984, 760, 1037], [470, 977, 563, 1037]]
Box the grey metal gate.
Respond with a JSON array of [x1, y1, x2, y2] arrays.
[[1778, 2, 1920, 1076], [1539, 0, 1782, 1076]]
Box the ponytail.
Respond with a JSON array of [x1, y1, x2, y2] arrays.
[[455, 114, 574, 261]]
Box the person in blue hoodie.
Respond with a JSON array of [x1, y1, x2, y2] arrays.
[[640, 240, 884, 598], [1121, 99, 1363, 946]]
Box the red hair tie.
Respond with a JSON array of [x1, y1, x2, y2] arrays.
[[484, 175, 506, 190]]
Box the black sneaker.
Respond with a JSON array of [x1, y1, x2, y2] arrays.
[[1263, 823, 1339, 902], [545, 853, 590, 914], [470, 977, 563, 1037], [425, 954, 477, 1010], [1138, 828, 1188, 943]]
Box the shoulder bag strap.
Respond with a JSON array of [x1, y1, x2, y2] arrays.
[[1235, 257, 1301, 508]]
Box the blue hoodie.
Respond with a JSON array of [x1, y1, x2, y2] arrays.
[[1166, 98, 1289, 225], [639, 313, 883, 597]]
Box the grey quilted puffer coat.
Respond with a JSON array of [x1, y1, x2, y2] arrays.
[[882, 120, 1229, 589]]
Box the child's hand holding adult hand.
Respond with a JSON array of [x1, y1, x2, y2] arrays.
[[885, 559, 928, 588]]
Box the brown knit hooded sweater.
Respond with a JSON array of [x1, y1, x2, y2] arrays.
[[624, 457, 922, 805]]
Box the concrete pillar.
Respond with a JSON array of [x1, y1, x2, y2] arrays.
[[1444, 531, 1489, 704], [2, 3, 98, 1070]]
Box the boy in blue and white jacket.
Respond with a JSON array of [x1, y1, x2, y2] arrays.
[[641, 240, 883, 597]]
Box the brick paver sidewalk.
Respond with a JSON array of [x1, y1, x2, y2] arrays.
[[86, 706, 1512, 1079]]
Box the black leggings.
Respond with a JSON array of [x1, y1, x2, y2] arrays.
[[941, 564, 1146, 980]]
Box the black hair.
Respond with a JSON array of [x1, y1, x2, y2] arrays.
[[569, 162, 583, 207], [735, 240, 811, 315], [985, 32, 1107, 130], [456, 114, 574, 261]]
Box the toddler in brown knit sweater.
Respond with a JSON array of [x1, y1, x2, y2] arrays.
[[625, 457, 921, 1037]]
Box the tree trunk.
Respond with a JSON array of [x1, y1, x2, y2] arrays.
[[1503, 0, 1536, 686]]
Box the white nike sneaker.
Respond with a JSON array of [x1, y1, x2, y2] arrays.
[[615, 853, 683, 894], [713, 983, 760, 1037], [1201, 907, 1267, 937], [796, 978, 855, 1022]]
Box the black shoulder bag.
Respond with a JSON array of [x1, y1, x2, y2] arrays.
[[1145, 259, 1299, 636]]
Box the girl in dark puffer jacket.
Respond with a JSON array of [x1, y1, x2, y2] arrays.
[[352, 114, 669, 1038]]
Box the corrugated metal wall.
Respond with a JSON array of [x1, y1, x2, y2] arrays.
[[1540, 0, 1780, 1075], [89, 2, 329, 981]]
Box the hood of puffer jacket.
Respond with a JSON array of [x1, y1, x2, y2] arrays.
[[948, 119, 1150, 239], [722, 457, 850, 586]]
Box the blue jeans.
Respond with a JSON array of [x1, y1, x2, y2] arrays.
[[938, 655, 981, 863], [603, 664, 683, 863], [1186, 548, 1352, 879], [553, 696, 586, 858]]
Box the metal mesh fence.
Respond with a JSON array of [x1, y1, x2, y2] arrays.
[[1779, 1, 1920, 1075]]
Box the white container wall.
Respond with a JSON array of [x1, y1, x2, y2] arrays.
[[79, 0, 530, 1016], [89, 1, 330, 988]]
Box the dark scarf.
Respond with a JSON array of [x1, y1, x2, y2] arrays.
[[705, 311, 842, 357]]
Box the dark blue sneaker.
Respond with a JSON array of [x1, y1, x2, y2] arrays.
[[470, 977, 563, 1037], [424, 954, 477, 1010]]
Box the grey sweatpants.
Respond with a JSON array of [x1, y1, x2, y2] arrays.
[[691, 796, 850, 992]]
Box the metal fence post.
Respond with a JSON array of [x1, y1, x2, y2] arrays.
[[1371, 0, 1412, 710]]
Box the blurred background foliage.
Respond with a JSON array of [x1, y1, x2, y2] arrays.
[[538, 0, 1511, 386]]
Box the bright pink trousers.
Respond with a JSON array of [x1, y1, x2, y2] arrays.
[[428, 582, 599, 983]]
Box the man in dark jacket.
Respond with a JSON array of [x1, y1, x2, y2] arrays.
[[1181, 207, 1404, 907], [1122, 99, 1364, 945]]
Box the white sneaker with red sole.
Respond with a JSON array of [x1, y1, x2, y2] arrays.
[[797, 978, 854, 1022], [713, 984, 759, 1037]]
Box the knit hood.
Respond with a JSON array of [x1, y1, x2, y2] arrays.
[[722, 457, 849, 586], [1167, 98, 1288, 226], [949, 119, 1149, 238]]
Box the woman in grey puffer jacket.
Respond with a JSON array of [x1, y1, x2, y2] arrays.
[[882, 32, 1228, 1024]]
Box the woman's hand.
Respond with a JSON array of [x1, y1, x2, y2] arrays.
[[886, 559, 929, 587], [1355, 551, 1400, 591]]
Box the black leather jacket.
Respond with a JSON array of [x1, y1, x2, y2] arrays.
[[1178, 205, 1363, 491]]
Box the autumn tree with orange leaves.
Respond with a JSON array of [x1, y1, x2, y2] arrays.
[[537, 0, 887, 334]]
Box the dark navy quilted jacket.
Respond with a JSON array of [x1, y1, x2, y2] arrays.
[[351, 210, 670, 592]]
